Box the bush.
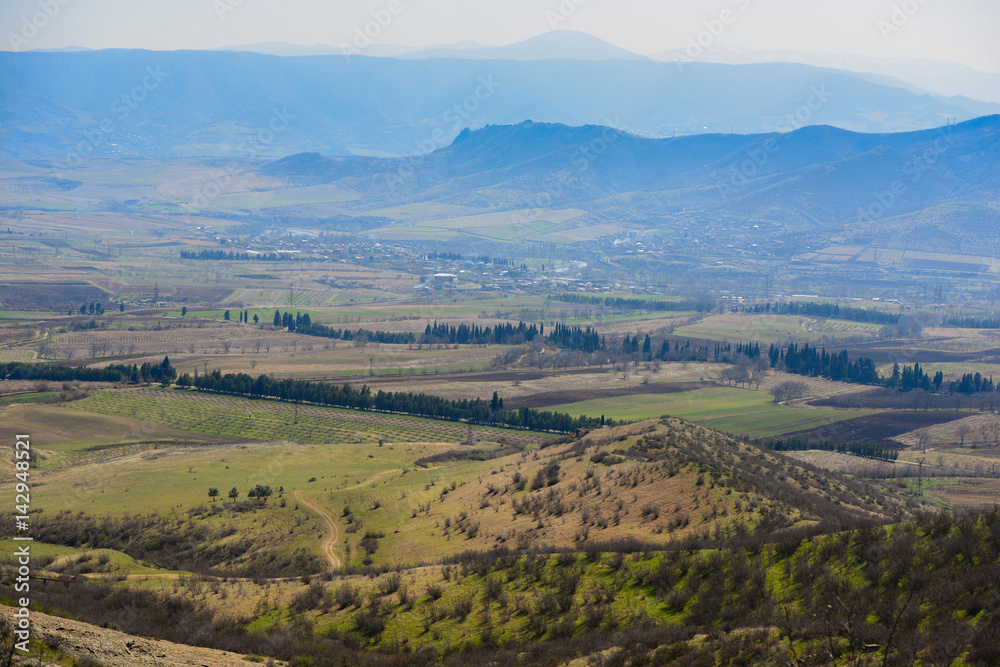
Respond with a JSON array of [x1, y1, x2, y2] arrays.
[[334, 583, 361, 609], [377, 572, 402, 595]]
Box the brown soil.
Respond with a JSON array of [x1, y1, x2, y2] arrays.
[[845, 341, 1000, 364], [0, 605, 286, 666], [505, 381, 715, 409], [781, 411, 966, 444], [0, 282, 109, 311], [929, 478, 1000, 508]]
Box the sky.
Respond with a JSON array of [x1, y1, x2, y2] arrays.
[[2, 0, 999, 73]]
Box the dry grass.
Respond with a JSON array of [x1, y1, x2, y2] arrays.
[[928, 478, 1000, 509], [782, 450, 898, 476]]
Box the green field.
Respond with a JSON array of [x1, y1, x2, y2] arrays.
[[70, 390, 478, 445], [550, 385, 874, 438], [31, 437, 442, 516]]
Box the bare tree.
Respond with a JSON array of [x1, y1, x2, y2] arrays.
[[989, 422, 1000, 448], [63, 347, 75, 361], [979, 423, 992, 449], [770, 380, 810, 405], [221, 340, 233, 354], [956, 422, 973, 447], [914, 430, 931, 453]]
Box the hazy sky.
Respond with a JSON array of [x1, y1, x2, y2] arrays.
[[3, 0, 998, 72]]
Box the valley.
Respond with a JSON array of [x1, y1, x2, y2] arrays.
[[1, 27, 1000, 665]]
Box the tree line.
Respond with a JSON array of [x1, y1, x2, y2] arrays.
[[180, 249, 298, 261], [180, 369, 617, 433], [545, 324, 757, 365], [765, 342, 997, 395], [739, 301, 901, 325], [550, 294, 716, 313], [421, 321, 540, 346], [0, 357, 176, 384], [272, 310, 416, 344], [943, 315, 1000, 329], [758, 436, 899, 462]]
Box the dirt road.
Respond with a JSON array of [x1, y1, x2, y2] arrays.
[[294, 489, 342, 569]]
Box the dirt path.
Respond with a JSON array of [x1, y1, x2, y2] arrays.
[[294, 489, 342, 569], [347, 468, 400, 489]]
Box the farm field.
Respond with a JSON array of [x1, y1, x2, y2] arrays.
[[68, 389, 553, 447], [549, 385, 875, 438], [674, 313, 886, 344], [0, 401, 235, 458]]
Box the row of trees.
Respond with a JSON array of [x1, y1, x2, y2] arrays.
[[771, 343, 882, 384], [943, 315, 1000, 329], [180, 250, 296, 261], [183, 369, 616, 433], [760, 436, 899, 462], [424, 251, 521, 267], [766, 341, 993, 395], [0, 357, 176, 384], [421, 321, 540, 346], [550, 293, 716, 313], [272, 310, 417, 344], [739, 301, 901, 325], [544, 325, 760, 367]]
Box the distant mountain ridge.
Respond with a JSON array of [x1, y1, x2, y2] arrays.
[[210, 32, 1000, 104], [261, 116, 1000, 233], [0, 49, 995, 160]]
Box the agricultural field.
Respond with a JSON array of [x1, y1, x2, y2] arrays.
[[549, 384, 876, 438], [68, 389, 551, 447], [5, 185, 1000, 664], [673, 313, 886, 344], [362, 208, 598, 243]]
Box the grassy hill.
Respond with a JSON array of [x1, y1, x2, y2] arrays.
[[6, 416, 1000, 665]]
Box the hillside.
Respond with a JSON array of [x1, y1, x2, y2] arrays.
[[0, 50, 993, 159], [373, 418, 911, 564], [8, 418, 1000, 665], [260, 116, 1000, 231]]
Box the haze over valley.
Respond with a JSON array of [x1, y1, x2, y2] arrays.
[[2, 6, 1000, 665]]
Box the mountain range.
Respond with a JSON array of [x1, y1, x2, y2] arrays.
[[1, 47, 995, 160], [261, 116, 1000, 240], [208, 32, 1000, 105]]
